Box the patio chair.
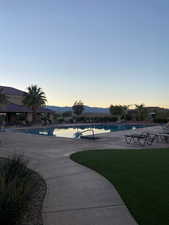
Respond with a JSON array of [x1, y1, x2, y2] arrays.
[[154, 133, 169, 143], [124, 132, 156, 146]]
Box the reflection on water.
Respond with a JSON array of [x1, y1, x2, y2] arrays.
[[53, 128, 109, 138], [18, 124, 151, 138]]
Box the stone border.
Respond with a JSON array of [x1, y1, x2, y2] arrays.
[[22, 170, 47, 225]]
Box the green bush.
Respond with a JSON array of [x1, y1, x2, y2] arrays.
[[125, 114, 133, 121], [57, 116, 64, 123], [75, 116, 88, 123], [62, 111, 72, 117], [73, 115, 118, 123], [0, 155, 41, 225], [153, 118, 168, 123], [52, 113, 61, 123]]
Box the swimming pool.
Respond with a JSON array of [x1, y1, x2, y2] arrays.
[[16, 124, 151, 138]]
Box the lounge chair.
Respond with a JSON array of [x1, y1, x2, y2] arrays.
[[154, 133, 169, 143], [153, 123, 169, 143], [74, 128, 97, 140], [124, 132, 156, 146]]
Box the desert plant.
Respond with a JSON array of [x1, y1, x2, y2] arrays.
[[0, 155, 40, 225]]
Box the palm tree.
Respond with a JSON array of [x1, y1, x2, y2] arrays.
[[23, 85, 47, 122], [135, 104, 147, 121]]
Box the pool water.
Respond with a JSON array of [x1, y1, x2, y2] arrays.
[[17, 124, 150, 138]]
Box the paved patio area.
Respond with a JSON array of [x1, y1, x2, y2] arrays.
[[0, 126, 168, 225]]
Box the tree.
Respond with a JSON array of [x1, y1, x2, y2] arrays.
[[0, 88, 8, 107], [121, 105, 130, 119], [62, 111, 72, 118], [135, 104, 147, 121], [72, 100, 84, 116], [109, 105, 129, 121], [23, 85, 47, 122]]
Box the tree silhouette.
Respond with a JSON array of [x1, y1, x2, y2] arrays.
[[109, 105, 129, 121], [72, 100, 84, 116]]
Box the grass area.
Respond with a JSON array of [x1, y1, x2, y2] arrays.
[[71, 149, 169, 225]]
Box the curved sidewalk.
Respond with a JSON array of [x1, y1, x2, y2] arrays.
[[0, 128, 163, 225], [42, 157, 138, 225]]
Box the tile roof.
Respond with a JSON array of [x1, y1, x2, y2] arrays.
[[0, 86, 27, 96], [0, 103, 32, 113], [0, 103, 54, 113]]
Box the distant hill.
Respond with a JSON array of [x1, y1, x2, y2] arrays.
[[46, 105, 109, 114]]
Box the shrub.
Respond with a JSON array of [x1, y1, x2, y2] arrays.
[[0, 155, 43, 225], [109, 105, 129, 120], [153, 118, 168, 123], [68, 118, 74, 123], [57, 116, 64, 123], [62, 111, 72, 117], [125, 114, 133, 121]]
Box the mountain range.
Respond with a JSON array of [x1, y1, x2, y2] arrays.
[[46, 105, 109, 114]]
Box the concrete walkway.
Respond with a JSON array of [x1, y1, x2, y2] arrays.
[[0, 126, 167, 225]]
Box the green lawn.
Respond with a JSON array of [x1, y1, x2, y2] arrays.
[[71, 149, 169, 225]]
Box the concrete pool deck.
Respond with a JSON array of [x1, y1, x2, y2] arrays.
[[0, 125, 168, 225]]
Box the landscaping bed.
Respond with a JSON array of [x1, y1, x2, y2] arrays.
[[0, 156, 47, 225]]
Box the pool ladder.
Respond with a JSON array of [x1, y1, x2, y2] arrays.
[[74, 128, 95, 139]]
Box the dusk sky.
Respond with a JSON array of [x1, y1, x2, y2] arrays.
[[0, 0, 169, 107]]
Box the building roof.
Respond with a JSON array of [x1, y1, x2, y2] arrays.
[[0, 103, 54, 113], [0, 86, 27, 96], [0, 86, 55, 114], [0, 103, 32, 113]]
